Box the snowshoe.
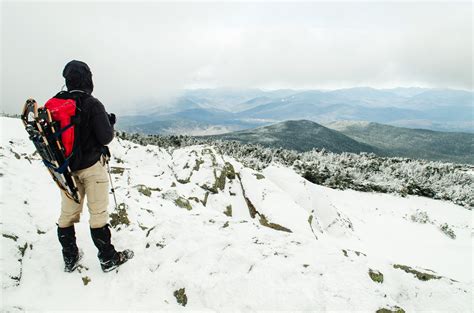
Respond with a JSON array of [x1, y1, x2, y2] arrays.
[[21, 98, 80, 203], [100, 249, 134, 272]]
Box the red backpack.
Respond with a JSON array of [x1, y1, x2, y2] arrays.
[[44, 97, 77, 157]]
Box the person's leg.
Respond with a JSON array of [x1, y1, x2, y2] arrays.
[[80, 158, 110, 229], [57, 225, 81, 272], [57, 179, 85, 272], [90, 224, 133, 272], [79, 158, 133, 271]]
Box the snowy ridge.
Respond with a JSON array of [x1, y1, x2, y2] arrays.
[[1, 116, 472, 312], [119, 131, 474, 208]]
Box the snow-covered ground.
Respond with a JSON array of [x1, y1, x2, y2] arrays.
[[1, 116, 472, 312]]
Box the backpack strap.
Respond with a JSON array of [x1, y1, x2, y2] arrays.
[[49, 115, 81, 140], [43, 151, 75, 174]]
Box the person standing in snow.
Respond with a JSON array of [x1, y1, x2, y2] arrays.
[[56, 60, 133, 272]]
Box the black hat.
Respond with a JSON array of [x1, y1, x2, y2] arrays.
[[63, 60, 94, 94]]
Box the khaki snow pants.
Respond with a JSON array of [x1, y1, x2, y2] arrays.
[[58, 157, 110, 228]]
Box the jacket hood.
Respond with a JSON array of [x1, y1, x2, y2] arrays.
[[62, 60, 94, 94]]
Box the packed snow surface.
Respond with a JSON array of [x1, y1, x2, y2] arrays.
[[1, 117, 472, 312]]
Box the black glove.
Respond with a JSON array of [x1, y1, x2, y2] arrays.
[[102, 146, 111, 158], [108, 113, 116, 125]]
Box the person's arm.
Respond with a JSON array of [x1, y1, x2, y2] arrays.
[[91, 100, 115, 145]]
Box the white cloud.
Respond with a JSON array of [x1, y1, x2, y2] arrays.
[[1, 1, 472, 114]]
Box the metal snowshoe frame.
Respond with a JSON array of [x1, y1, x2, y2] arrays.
[[21, 98, 81, 203]]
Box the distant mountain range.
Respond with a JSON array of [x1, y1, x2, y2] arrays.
[[203, 120, 473, 164], [119, 107, 264, 135], [116, 87, 473, 163], [204, 120, 380, 154], [326, 121, 474, 164], [233, 88, 473, 131], [117, 87, 473, 134]]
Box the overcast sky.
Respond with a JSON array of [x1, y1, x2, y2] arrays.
[[1, 1, 472, 114]]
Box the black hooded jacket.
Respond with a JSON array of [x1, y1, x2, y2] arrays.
[[58, 60, 114, 171]]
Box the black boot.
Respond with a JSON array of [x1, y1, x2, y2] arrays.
[[90, 224, 133, 272], [57, 225, 81, 272]]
